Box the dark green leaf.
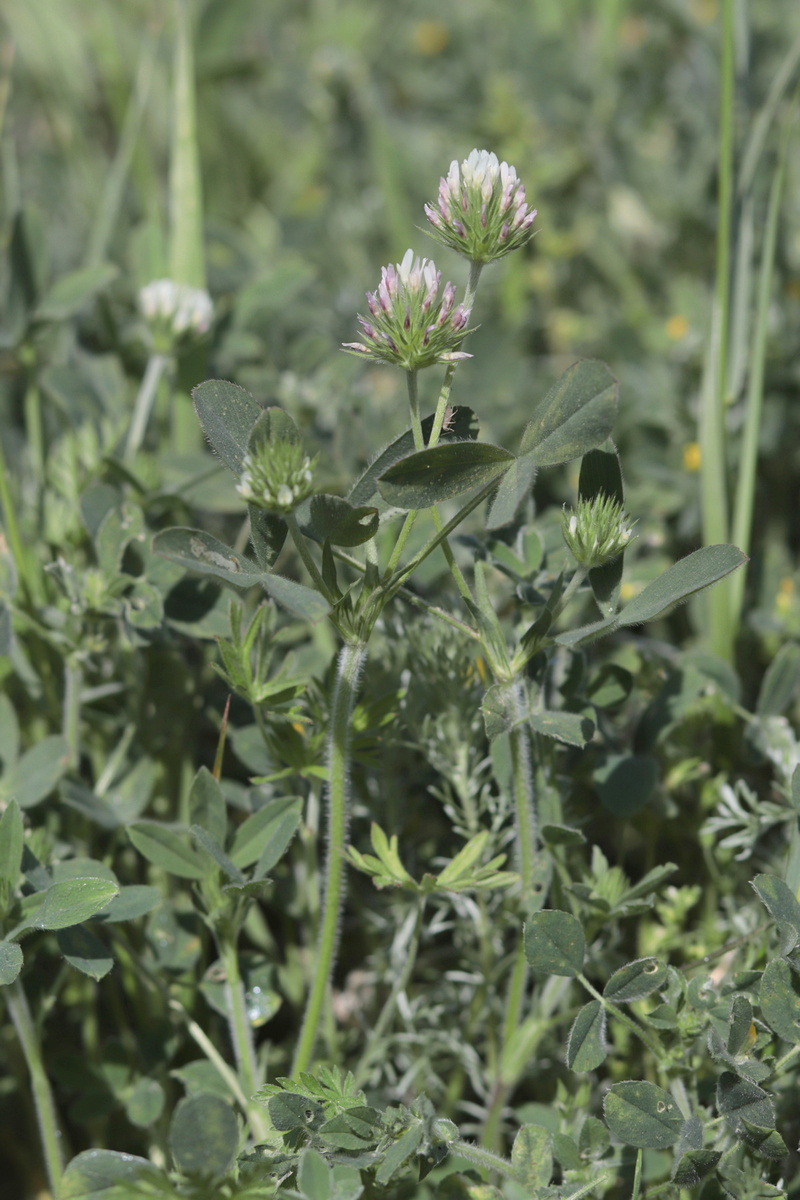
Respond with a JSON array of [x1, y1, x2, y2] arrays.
[[0, 939, 23, 985], [557, 546, 748, 647], [348, 407, 478, 506], [268, 1092, 325, 1133], [32, 878, 119, 930], [580, 447, 626, 615], [154, 527, 262, 588], [672, 1150, 722, 1187], [229, 797, 303, 872], [485, 454, 537, 530], [1, 736, 71, 809], [191, 825, 245, 884], [481, 683, 525, 741], [717, 1072, 774, 1132], [375, 1124, 424, 1186], [603, 1081, 683, 1148], [759, 958, 800, 1044], [56, 925, 114, 980], [169, 1093, 239, 1177], [578, 1116, 610, 1158], [128, 822, 206, 880], [604, 958, 668, 1003], [319, 1106, 381, 1150], [296, 494, 379, 547], [728, 995, 754, 1056], [193, 379, 263, 474], [190, 767, 227, 846], [524, 910, 585, 976], [511, 1124, 552, 1189], [529, 710, 594, 746], [260, 573, 331, 622], [740, 1121, 788, 1160], [520, 360, 618, 466], [595, 754, 658, 817], [756, 642, 800, 716], [0, 797, 23, 888], [35, 263, 118, 322], [586, 664, 633, 709], [551, 1133, 580, 1169], [249, 506, 288, 571], [566, 1000, 607, 1071], [377, 441, 514, 509]]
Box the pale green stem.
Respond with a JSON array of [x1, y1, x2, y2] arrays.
[[24, 378, 44, 486], [219, 936, 270, 1138], [285, 512, 337, 606], [407, 369, 423, 450], [125, 352, 169, 461], [631, 1148, 643, 1200], [6, 979, 65, 1195], [702, 0, 735, 659], [729, 117, 790, 631], [353, 899, 425, 1088], [428, 261, 484, 447], [62, 657, 82, 769], [293, 641, 367, 1075], [451, 1138, 516, 1181], [167, 998, 262, 1132]]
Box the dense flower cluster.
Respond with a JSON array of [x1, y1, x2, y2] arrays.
[[139, 278, 213, 341], [343, 248, 471, 371], [424, 149, 537, 264], [561, 493, 635, 569], [236, 438, 317, 513]]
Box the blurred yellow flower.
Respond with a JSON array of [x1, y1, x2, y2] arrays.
[[666, 314, 689, 340], [413, 21, 449, 56], [683, 442, 701, 472], [777, 578, 795, 614]]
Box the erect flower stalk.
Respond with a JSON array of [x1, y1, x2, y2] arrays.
[[292, 640, 368, 1076], [6, 978, 66, 1195]]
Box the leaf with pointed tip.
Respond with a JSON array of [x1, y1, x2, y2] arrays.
[[529, 710, 595, 746], [0, 736, 71, 809], [566, 1000, 607, 1071], [604, 958, 668, 1003], [56, 925, 114, 980], [154, 527, 262, 588], [486, 454, 538, 530], [193, 379, 263, 473], [349, 407, 478, 507], [31, 878, 119, 930], [0, 940, 23, 985], [520, 360, 618, 466], [128, 822, 206, 880], [377, 441, 514, 510], [752, 874, 800, 953], [717, 1072, 774, 1133], [249, 506, 287, 571], [557, 546, 748, 647]]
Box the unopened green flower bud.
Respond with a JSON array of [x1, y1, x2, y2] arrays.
[[343, 248, 471, 371], [236, 436, 317, 513], [562, 494, 635, 569], [424, 149, 537, 264]]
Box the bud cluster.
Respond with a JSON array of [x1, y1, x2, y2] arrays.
[[425, 149, 537, 264], [343, 248, 471, 371], [561, 494, 635, 570], [139, 278, 213, 344], [236, 437, 317, 513]]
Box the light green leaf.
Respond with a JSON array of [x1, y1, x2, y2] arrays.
[[756, 641, 800, 716], [60, 1149, 166, 1197], [1, 736, 71, 809], [0, 939, 23, 985], [260, 572, 331, 622], [0, 797, 23, 888], [297, 1147, 332, 1200], [191, 825, 245, 884], [529, 710, 595, 746], [566, 1000, 607, 1071], [91, 885, 161, 924], [348, 406, 478, 506], [485, 454, 538, 531], [229, 796, 303, 871], [35, 263, 118, 322], [32, 878, 119, 930], [604, 1081, 683, 1148], [511, 1124, 552, 1189], [154, 527, 262, 588], [377, 441, 514, 510], [128, 822, 206, 879], [190, 767, 227, 846], [125, 1078, 166, 1129], [520, 360, 618, 466], [524, 910, 585, 976]]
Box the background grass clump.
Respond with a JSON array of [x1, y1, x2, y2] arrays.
[[1, 2, 800, 1199]]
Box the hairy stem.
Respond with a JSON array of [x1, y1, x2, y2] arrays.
[[6, 978, 66, 1195], [293, 640, 368, 1075]]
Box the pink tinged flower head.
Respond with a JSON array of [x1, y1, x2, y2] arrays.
[[424, 147, 538, 263]]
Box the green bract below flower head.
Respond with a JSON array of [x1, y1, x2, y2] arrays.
[[562, 493, 636, 570], [342, 248, 472, 371], [425, 149, 537, 264], [236, 436, 317, 513]]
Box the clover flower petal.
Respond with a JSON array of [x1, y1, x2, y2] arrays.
[[424, 148, 537, 264]]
